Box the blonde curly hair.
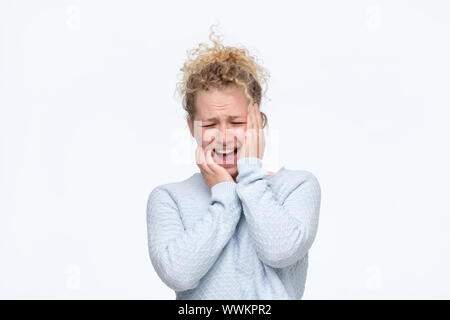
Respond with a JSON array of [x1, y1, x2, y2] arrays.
[[175, 23, 271, 128]]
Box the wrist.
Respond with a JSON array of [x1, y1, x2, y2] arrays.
[[236, 157, 265, 184], [237, 156, 263, 170], [210, 181, 240, 210]]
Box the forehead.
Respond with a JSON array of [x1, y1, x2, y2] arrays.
[[194, 86, 249, 120]]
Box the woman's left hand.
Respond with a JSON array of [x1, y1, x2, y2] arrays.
[[237, 103, 265, 161]]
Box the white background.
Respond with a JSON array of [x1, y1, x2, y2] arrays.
[[1, 0, 449, 299]]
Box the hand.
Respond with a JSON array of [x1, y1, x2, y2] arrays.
[[195, 136, 234, 189], [237, 103, 265, 161]]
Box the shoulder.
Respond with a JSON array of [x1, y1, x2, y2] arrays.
[[146, 181, 185, 217], [282, 167, 319, 182], [277, 168, 321, 197], [147, 172, 204, 205], [271, 169, 321, 215], [292, 169, 320, 184]]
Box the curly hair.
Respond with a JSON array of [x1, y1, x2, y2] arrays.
[[175, 23, 271, 128]]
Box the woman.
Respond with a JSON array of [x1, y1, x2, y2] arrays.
[[146, 26, 321, 300]]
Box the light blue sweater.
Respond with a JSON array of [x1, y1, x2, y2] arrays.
[[146, 157, 321, 300]]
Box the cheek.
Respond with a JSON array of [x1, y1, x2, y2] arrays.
[[201, 129, 220, 147], [232, 128, 246, 146]]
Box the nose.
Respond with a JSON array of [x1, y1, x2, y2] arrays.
[[217, 123, 237, 149]]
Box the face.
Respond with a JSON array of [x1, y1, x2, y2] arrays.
[[188, 86, 250, 179]]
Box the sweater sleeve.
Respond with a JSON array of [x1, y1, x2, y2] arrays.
[[235, 157, 321, 269], [146, 181, 242, 292]]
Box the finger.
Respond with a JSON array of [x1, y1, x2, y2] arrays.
[[206, 135, 215, 149], [251, 105, 260, 157], [205, 145, 217, 170], [206, 135, 215, 148], [254, 104, 262, 130], [247, 103, 255, 130], [254, 104, 261, 131], [250, 104, 260, 156], [195, 145, 204, 167], [251, 105, 259, 142], [253, 105, 263, 157], [204, 136, 215, 158], [258, 124, 265, 158], [244, 105, 253, 158], [195, 145, 202, 165], [236, 134, 245, 159], [235, 134, 241, 157], [203, 136, 216, 170], [196, 145, 212, 174], [206, 143, 222, 173]]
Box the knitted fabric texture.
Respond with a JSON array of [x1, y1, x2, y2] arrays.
[[146, 157, 321, 299]]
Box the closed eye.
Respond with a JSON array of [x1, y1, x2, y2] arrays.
[[203, 122, 245, 127]]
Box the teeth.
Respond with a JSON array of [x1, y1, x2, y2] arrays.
[[215, 148, 237, 155], [215, 150, 234, 155]]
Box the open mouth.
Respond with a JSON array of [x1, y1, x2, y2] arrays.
[[213, 147, 239, 165], [213, 148, 238, 156]]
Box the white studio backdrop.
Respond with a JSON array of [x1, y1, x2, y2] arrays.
[[1, 0, 449, 299]]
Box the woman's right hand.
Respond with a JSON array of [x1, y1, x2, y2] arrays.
[[195, 136, 234, 189]]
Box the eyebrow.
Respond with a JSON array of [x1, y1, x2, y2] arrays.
[[204, 115, 243, 122]]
